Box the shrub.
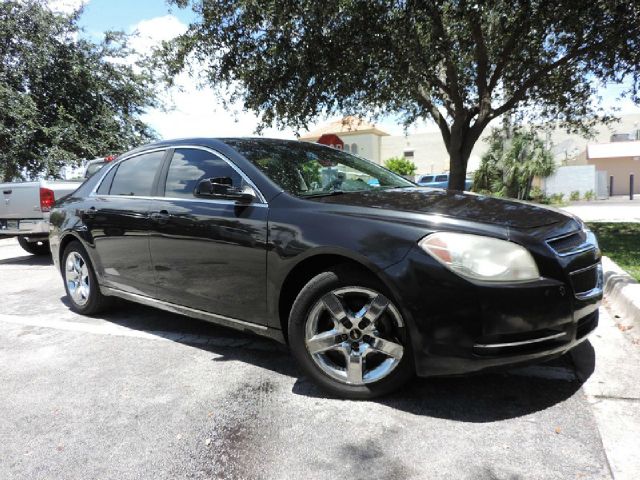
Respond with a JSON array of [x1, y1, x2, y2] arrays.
[[529, 186, 545, 202], [584, 190, 595, 201], [384, 156, 417, 176], [550, 193, 565, 204], [569, 190, 580, 201]]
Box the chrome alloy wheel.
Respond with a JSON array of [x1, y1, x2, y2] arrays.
[[65, 251, 90, 306], [304, 287, 405, 385]]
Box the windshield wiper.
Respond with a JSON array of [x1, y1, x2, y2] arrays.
[[302, 189, 346, 198]]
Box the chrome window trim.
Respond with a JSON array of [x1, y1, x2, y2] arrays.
[[89, 145, 267, 204], [85, 194, 268, 208], [89, 147, 168, 197]]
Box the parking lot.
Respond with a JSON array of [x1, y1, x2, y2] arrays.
[[0, 237, 637, 479]]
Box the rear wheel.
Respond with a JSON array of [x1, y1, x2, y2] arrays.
[[17, 236, 50, 255], [289, 265, 413, 399], [62, 241, 111, 315]]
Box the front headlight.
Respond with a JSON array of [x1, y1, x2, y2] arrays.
[[419, 232, 540, 282]]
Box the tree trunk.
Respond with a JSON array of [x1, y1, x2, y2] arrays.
[[448, 151, 469, 191], [445, 115, 486, 191]]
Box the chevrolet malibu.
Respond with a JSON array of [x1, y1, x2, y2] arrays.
[[50, 138, 602, 399]]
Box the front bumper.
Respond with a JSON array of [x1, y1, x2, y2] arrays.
[[383, 245, 602, 377]]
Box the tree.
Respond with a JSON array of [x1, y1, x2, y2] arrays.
[[473, 127, 555, 200], [0, 0, 160, 181], [384, 157, 418, 177], [161, 0, 640, 189]]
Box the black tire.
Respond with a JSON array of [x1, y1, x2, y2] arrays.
[[17, 236, 51, 255], [288, 265, 414, 399], [62, 241, 111, 315]]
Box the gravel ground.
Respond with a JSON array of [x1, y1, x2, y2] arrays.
[[0, 238, 620, 479]]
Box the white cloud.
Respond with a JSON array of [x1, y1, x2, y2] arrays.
[[129, 15, 187, 53], [128, 15, 296, 140], [46, 0, 88, 15]]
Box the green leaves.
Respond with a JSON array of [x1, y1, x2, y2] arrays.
[[0, 0, 160, 181], [383, 157, 417, 177], [473, 127, 555, 200], [161, 0, 640, 190]]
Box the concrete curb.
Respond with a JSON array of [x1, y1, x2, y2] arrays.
[[602, 256, 640, 324]]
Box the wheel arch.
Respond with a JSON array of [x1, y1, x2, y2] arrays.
[[57, 232, 86, 272], [277, 253, 404, 342]]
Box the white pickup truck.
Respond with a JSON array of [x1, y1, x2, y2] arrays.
[[0, 157, 113, 255], [0, 181, 82, 254]]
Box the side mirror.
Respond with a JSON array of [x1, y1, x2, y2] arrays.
[[195, 177, 255, 203]]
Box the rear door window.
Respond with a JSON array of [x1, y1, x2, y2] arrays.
[[97, 165, 117, 195], [109, 151, 165, 196], [164, 148, 243, 198], [421, 176, 434, 183]]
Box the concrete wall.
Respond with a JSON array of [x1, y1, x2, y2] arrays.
[[542, 165, 598, 197], [587, 157, 640, 196], [337, 133, 381, 163], [380, 132, 485, 175]]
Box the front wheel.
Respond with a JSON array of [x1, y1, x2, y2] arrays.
[[17, 236, 50, 255], [288, 265, 414, 399]]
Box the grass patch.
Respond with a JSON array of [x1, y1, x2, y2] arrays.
[[587, 222, 640, 281]]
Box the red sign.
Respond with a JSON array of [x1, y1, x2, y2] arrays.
[[317, 134, 344, 150]]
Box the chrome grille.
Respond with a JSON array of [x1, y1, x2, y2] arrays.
[[569, 264, 602, 297]]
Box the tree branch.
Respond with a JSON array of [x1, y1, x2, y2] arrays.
[[491, 42, 601, 119], [425, 1, 464, 110], [417, 86, 451, 146], [487, 9, 529, 92], [469, 10, 489, 101]]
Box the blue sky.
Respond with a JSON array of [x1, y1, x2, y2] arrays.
[[78, 0, 193, 37], [52, 0, 640, 141]]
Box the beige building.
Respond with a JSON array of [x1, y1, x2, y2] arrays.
[[300, 114, 640, 182], [298, 117, 388, 164], [584, 141, 640, 196], [299, 116, 470, 176]]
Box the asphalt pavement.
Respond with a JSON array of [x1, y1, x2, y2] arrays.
[[0, 237, 638, 480]]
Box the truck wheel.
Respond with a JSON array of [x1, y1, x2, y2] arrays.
[[17, 236, 51, 256], [288, 265, 414, 399], [62, 241, 111, 315]]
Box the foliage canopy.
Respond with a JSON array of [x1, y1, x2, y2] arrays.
[[0, 0, 160, 180], [163, 0, 640, 189]]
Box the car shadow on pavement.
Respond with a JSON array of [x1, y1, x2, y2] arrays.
[[291, 341, 596, 423], [0, 254, 53, 266], [70, 297, 596, 424]]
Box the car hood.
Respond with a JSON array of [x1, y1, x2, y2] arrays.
[[309, 188, 578, 230]]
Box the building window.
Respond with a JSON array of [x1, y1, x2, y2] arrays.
[[351, 143, 358, 155], [404, 150, 414, 159], [344, 144, 350, 153]]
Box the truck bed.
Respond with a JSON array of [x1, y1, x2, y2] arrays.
[[0, 180, 81, 235]]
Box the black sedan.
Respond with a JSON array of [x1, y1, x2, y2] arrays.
[[49, 138, 602, 399]]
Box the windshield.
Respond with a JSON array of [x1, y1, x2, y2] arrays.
[[223, 139, 414, 197]]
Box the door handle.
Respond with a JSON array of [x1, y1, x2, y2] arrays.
[[150, 210, 170, 224]]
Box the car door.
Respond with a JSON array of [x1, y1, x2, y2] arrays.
[[86, 149, 166, 296], [148, 147, 269, 324]]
